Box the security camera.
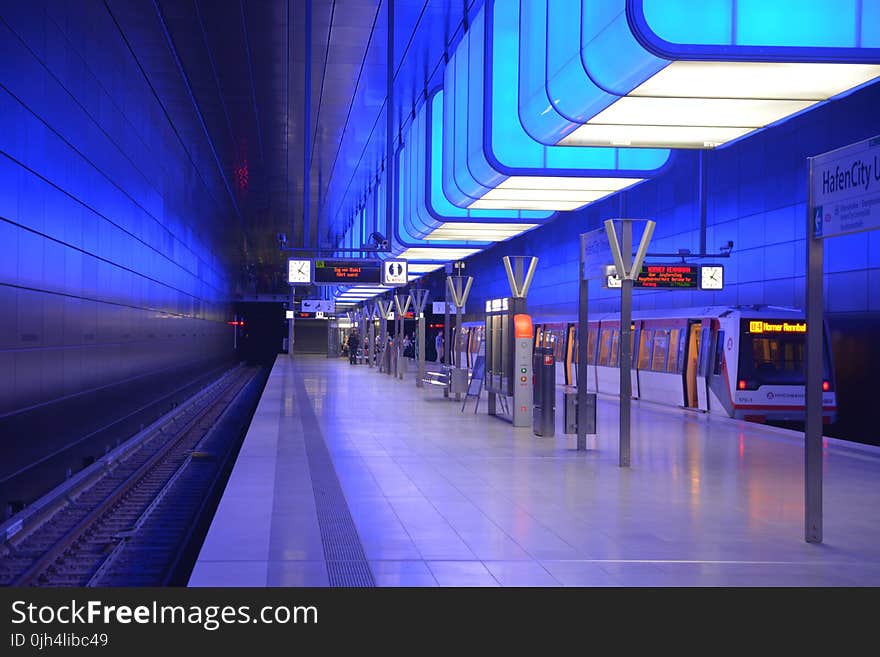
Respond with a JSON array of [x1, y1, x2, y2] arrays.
[[369, 231, 389, 250], [361, 231, 389, 251]]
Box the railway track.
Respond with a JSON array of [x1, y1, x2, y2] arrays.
[[0, 366, 261, 587]]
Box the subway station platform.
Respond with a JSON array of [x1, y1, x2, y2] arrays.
[[189, 355, 880, 587]]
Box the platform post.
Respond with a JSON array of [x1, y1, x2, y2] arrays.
[[805, 157, 823, 544], [577, 244, 588, 451], [446, 272, 473, 402], [376, 299, 391, 374], [409, 289, 430, 388], [619, 221, 633, 467], [394, 294, 412, 380], [443, 264, 452, 397], [288, 286, 295, 357], [366, 303, 376, 368]]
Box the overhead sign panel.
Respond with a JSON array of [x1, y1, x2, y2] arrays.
[[636, 264, 699, 288], [301, 299, 336, 313], [382, 259, 408, 286], [811, 135, 880, 239], [432, 301, 456, 314], [313, 259, 381, 285], [580, 227, 613, 280], [604, 264, 724, 290]]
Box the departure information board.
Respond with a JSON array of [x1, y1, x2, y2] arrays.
[[313, 259, 381, 284], [634, 264, 699, 288]]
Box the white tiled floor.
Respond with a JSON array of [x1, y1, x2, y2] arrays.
[[189, 355, 880, 587]]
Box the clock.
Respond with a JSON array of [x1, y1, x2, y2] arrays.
[[288, 259, 312, 284], [700, 265, 724, 290]]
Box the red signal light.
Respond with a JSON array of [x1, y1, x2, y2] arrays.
[[738, 380, 747, 390], [822, 380, 830, 392]]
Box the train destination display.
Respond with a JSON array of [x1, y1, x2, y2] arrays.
[[313, 259, 381, 284], [605, 263, 723, 290]]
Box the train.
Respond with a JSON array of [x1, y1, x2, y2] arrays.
[[452, 305, 836, 423]]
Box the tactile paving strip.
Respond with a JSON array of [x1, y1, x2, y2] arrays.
[[294, 375, 375, 587]]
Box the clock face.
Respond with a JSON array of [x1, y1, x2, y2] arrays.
[[288, 259, 311, 284], [701, 265, 723, 290]]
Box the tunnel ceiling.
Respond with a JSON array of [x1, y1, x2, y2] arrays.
[[106, 0, 472, 277]]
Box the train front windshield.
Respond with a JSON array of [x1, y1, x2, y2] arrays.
[[738, 319, 830, 387]]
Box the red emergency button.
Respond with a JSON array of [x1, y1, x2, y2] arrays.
[[543, 355, 553, 365]]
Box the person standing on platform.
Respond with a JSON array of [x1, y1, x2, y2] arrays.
[[435, 332, 444, 364], [348, 330, 360, 365]]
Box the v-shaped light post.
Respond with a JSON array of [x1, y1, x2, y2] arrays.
[[376, 299, 393, 374], [604, 219, 655, 467], [409, 289, 430, 388], [446, 273, 474, 401], [394, 294, 412, 380], [364, 303, 377, 368]]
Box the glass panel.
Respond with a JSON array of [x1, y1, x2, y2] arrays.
[[637, 329, 653, 369], [667, 328, 681, 372], [651, 329, 669, 371], [713, 330, 725, 375], [588, 326, 598, 365], [609, 329, 620, 367]]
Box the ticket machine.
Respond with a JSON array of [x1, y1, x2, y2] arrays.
[[512, 314, 533, 427]]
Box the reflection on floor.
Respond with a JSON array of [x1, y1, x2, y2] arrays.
[[189, 355, 880, 587]]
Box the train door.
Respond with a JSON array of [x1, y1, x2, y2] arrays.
[[684, 322, 699, 407], [564, 324, 575, 386], [684, 320, 711, 411], [698, 320, 713, 411]]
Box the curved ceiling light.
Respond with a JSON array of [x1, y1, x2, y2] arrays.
[[442, 2, 672, 212], [401, 90, 553, 242], [524, 0, 880, 149]]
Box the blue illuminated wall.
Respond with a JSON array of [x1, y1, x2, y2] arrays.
[[0, 3, 234, 490], [454, 79, 880, 320]]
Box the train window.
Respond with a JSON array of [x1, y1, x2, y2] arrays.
[[737, 319, 828, 386], [637, 330, 654, 369], [667, 328, 681, 372], [554, 333, 564, 361], [588, 327, 597, 364], [713, 330, 725, 375], [609, 330, 620, 367], [677, 329, 687, 373], [598, 328, 613, 366], [651, 330, 669, 371]]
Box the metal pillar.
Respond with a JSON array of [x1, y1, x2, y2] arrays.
[[288, 287, 295, 357], [365, 303, 376, 368], [394, 294, 411, 380], [446, 275, 473, 401], [376, 299, 391, 374], [384, 0, 394, 250], [443, 265, 451, 397], [805, 158, 823, 543], [605, 218, 653, 467], [302, 0, 312, 249], [619, 222, 633, 468], [577, 248, 589, 451], [409, 289, 430, 388]]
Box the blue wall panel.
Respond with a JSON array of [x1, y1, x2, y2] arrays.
[[0, 5, 234, 432]]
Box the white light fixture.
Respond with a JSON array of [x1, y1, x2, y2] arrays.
[[559, 60, 880, 149], [398, 247, 481, 261], [407, 263, 445, 274]]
